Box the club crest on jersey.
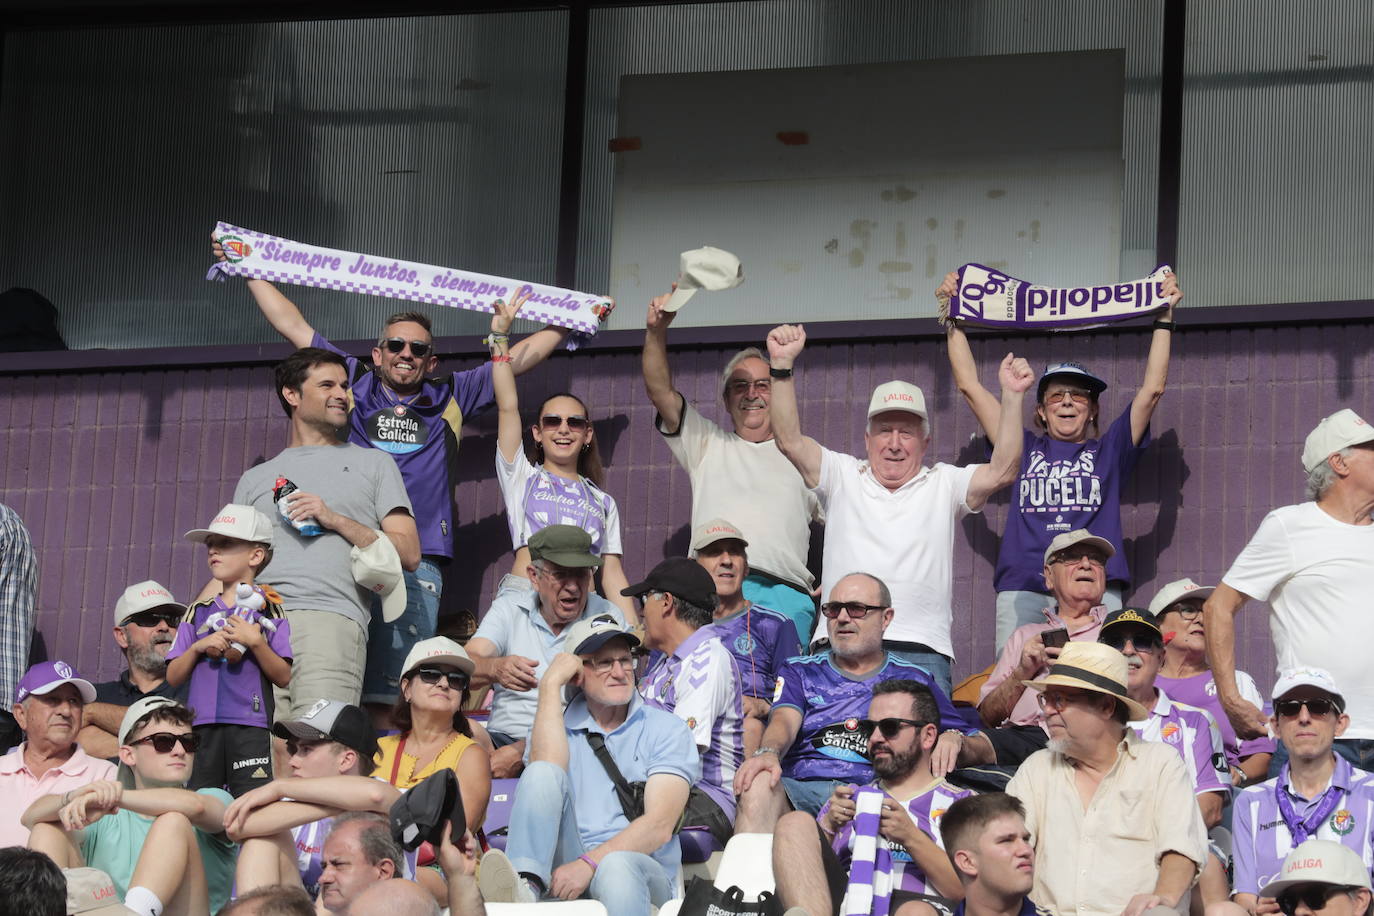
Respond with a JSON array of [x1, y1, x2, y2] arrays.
[[1161, 722, 1181, 743], [734, 633, 756, 655], [1331, 809, 1356, 836]]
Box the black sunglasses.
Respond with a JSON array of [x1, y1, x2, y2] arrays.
[[380, 337, 432, 358], [1100, 630, 1163, 653], [412, 667, 469, 690], [820, 601, 886, 620], [539, 414, 590, 431], [125, 611, 180, 629], [860, 718, 927, 739], [1277, 885, 1359, 916], [130, 731, 200, 754], [1276, 697, 1342, 719]]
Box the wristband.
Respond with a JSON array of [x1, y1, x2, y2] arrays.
[[578, 854, 598, 872], [753, 746, 780, 758], [1152, 319, 1176, 331], [491, 355, 512, 364], [768, 367, 794, 379], [483, 333, 510, 347]]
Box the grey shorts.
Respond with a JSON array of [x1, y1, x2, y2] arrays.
[[271, 609, 367, 721]]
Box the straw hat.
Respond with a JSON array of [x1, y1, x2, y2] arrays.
[[1023, 641, 1150, 721]]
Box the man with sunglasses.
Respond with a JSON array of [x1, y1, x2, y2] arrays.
[[773, 680, 972, 916], [1223, 669, 1374, 916], [81, 581, 189, 759], [24, 696, 237, 916], [1258, 839, 1374, 916], [734, 573, 982, 833]]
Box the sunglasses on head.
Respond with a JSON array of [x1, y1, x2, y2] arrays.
[[1275, 697, 1341, 719], [539, 414, 590, 431], [125, 611, 180, 629], [380, 337, 432, 358], [860, 717, 927, 739], [130, 731, 200, 754], [1276, 884, 1360, 916], [1100, 630, 1163, 653], [820, 601, 885, 620], [412, 667, 469, 690]]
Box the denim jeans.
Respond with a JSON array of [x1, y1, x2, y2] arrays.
[[362, 559, 442, 704], [882, 644, 953, 697], [505, 761, 675, 916]]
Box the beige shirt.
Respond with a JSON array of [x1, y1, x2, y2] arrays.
[[1007, 730, 1208, 916]]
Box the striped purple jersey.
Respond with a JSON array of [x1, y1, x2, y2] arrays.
[[1233, 755, 1374, 896], [705, 603, 802, 699], [639, 627, 745, 820], [819, 778, 973, 896], [1131, 689, 1229, 797]]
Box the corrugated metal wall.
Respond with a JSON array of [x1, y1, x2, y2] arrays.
[[6, 319, 1364, 690]]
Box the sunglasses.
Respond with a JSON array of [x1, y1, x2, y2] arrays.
[[1277, 885, 1359, 916], [1275, 697, 1341, 719], [539, 414, 590, 431], [1100, 631, 1163, 653], [1051, 550, 1106, 567], [1043, 388, 1091, 405], [129, 731, 200, 754], [412, 667, 469, 690], [726, 379, 771, 396], [125, 611, 180, 629], [820, 601, 886, 620], [285, 738, 329, 757], [380, 337, 432, 358], [860, 717, 927, 740]]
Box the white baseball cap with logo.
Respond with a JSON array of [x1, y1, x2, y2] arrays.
[[113, 580, 185, 627], [1042, 529, 1116, 566], [1147, 579, 1216, 617], [663, 246, 745, 312], [63, 867, 137, 915], [1260, 839, 1372, 899], [867, 381, 928, 424], [1272, 666, 1345, 707], [1302, 408, 1374, 472], [401, 636, 476, 677], [351, 534, 406, 623], [690, 518, 749, 553], [183, 502, 274, 545]]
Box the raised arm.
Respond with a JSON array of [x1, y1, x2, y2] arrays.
[[939, 272, 1003, 440], [641, 289, 684, 433], [765, 324, 823, 488], [528, 652, 581, 769], [1203, 583, 1269, 740], [212, 236, 315, 349], [491, 294, 528, 464], [1130, 271, 1183, 444], [509, 324, 572, 377], [965, 353, 1033, 511]]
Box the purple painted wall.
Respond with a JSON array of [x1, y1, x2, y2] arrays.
[[4, 317, 1369, 692]]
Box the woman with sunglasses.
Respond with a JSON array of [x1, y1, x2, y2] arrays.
[[489, 296, 634, 618], [375, 637, 490, 836], [941, 270, 1185, 650]]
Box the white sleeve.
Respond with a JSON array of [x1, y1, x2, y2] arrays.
[[495, 447, 538, 549], [602, 492, 624, 557], [1235, 671, 1264, 709], [662, 400, 726, 474], [814, 447, 853, 507], [672, 647, 732, 748], [1222, 511, 1294, 603], [948, 462, 984, 517]]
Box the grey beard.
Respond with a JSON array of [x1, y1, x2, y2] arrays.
[[128, 643, 169, 677]]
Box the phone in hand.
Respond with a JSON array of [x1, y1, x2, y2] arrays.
[[1040, 627, 1069, 650]]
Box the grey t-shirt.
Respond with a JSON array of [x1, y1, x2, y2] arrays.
[[233, 444, 412, 628]]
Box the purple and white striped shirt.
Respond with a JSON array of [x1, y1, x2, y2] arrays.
[[1131, 689, 1229, 798], [1233, 755, 1374, 897], [640, 627, 745, 821]]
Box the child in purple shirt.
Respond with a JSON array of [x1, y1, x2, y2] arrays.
[[166, 504, 292, 796]]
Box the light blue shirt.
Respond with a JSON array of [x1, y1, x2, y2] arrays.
[[563, 692, 700, 884], [474, 589, 625, 740]]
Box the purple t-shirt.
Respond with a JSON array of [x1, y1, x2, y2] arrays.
[[995, 407, 1148, 592], [705, 603, 802, 700], [166, 595, 293, 728], [313, 333, 494, 560], [773, 653, 979, 783], [1154, 670, 1276, 767]]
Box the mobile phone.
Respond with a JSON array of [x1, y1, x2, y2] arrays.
[[1040, 628, 1069, 650]]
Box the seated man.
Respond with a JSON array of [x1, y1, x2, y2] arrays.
[[694, 518, 802, 755], [1007, 642, 1207, 916], [314, 811, 409, 915], [1, 661, 115, 847], [773, 680, 971, 916], [479, 615, 699, 916], [734, 572, 983, 832], [80, 581, 188, 759], [628, 556, 744, 843], [1217, 668, 1374, 916], [466, 524, 626, 776], [1150, 579, 1274, 784], [1256, 840, 1372, 916], [23, 696, 237, 916], [977, 530, 1114, 766], [349, 828, 481, 916], [940, 794, 1050, 916]]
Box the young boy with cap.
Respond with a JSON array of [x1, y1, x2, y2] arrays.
[[165, 503, 292, 796], [23, 696, 237, 916], [1258, 839, 1373, 916]]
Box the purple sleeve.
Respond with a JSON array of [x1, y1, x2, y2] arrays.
[[773, 659, 807, 712], [767, 618, 803, 690], [449, 362, 496, 418], [1190, 713, 1229, 795], [1103, 405, 1150, 475], [267, 617, 293, 661], [309, 332, 363, 378], [165, 622, 197, 662]]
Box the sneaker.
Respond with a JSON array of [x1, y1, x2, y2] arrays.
[[479, 848, 537, 903]]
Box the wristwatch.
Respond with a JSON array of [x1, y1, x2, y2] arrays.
[[1152, 319, 1176, 331], [769, 366, 794, 380]]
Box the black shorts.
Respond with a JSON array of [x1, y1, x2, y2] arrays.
[[984, 724, 1049, 766], [188, 724, 274, 797], [813, 822, 956, 916]]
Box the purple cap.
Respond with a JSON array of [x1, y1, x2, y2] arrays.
[[15, 660, 96, 704]]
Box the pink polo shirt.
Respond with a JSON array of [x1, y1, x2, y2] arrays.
[[978, 605, 1109, 728], [0, 743, 117, 847]]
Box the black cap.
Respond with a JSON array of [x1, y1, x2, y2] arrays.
[[390, 769, 465, 851], [621, 557, 718, 609], [1098, 607, 1162, 640], [271, 699, 379, 761]]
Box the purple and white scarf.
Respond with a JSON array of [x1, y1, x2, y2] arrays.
[[844, 786, 893, 916], [207, 222, 614, 349], [941, 263, 1173, 330]]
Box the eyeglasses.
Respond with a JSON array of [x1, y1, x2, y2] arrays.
[[380, 337, 432, 358], [1043, 388, 1091, 405], [584, 655, 635, 675], [412, 667, 469, 690], [539, 414, 590, 431], [125, 612, 180, 629], [820, 601, 886, 620], [1276, 884, 1360, 916], [538, 564, 592, 584], [726, 379, 771, 396], [635, 591, 667, 611], [859, 718, 927, 740], [1051, 550, 1106, 568], [285, 738, 330, 758], [1100, 631, 1163, 653], [129, 731, 200, 754], [1037, 689, 1087, 712], [1166, 605, 1203, 621], [1275, 698, 1341, 719]]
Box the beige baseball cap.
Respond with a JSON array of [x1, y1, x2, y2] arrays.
[[351, 534, 406, 623], [690, 518, 749, 552], [113, 580, 184, 627], [1302, 409, 1374, 472], [663, 246, 744, 312], [63, 867, 137, 914], [1147, 579, 1215, 617], [1260, 839, 1372, 899], [1042, 529, 1116, 566], [400, 636, 475, 678], [867, 381, 928, 422], [183, 502, 274, 545]]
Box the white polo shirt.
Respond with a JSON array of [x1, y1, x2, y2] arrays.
[[811, 449, 979, 657]]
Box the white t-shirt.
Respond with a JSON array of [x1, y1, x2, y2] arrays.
[[1223, 501, 1374, 738], [812, 450, 980, 656], [495, 449, 623, 556], [659, 399, 821, 591]]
